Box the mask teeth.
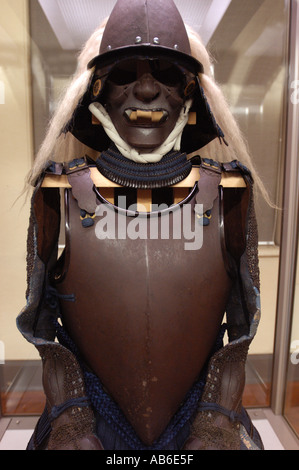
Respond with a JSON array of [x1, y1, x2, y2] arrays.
[[126, 109, 165, 123]]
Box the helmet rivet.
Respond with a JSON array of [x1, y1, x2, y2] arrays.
[[153, 37, 160, 45], [107, 45, 112, 50], [93, 79, 102, 97], [174, 44, 179, 50], [135, 36, 142, 44], [184, 79, 196, 97]]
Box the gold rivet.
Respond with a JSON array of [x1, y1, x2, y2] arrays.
[[184, 79, 196, 97], [93, 78, 102, 97]]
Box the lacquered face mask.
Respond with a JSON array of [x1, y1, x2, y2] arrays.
[[94, 58, 195, 153]]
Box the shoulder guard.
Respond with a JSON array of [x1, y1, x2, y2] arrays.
[[220, 160, 253, 264]]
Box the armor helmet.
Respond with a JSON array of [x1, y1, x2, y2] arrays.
[[68, 0, 225, 154], [88, 0, 203, 74]]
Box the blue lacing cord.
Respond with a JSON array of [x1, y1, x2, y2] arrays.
[[197, 402, 243, 423], [83, 366, 207, 450], [48, 396, 90, 422], [45, 285, 75, 309], [54, 320, 148, 449], [53, 318, 227, 450]]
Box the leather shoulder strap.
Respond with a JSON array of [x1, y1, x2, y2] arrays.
[[65, 158, 98, 215], [194, 158, 222, 224], [221, 160, 252, 263]]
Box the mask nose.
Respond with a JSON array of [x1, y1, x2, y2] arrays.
[[133, 73, 161, 103]]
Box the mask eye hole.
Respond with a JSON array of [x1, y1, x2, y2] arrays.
[[107, 60, 137, 85], [106, 59, 185, 88], [108, 68, 137, 85], [150, 60, 184, 87]]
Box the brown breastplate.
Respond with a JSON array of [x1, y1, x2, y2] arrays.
[[54, 173, 232, 445]]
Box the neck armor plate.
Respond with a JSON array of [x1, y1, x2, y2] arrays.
[[96, 145, 192, 188]]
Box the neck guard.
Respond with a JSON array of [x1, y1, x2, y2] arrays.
[[96, 145, 192, 189]]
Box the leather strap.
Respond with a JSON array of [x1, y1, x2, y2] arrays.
[[65, 158, 99, 215], [195, 158, 222, 220]]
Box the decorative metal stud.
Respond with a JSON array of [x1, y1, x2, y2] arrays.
[[184, 79, 196, 97], [153, 37, 160, 44], [174, 44, 179, 49], [93, 79, 102, 97], [135, 36, 142, 44]]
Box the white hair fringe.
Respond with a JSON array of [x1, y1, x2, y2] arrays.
[[27, 21, 271, 205]]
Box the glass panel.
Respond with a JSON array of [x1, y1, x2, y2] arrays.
[[284, 242, 299, 438], [0, 0, 45, 416], [282, 0, 299, 440], [0, 0, 290, 416], [210, 0, 289, 407]]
